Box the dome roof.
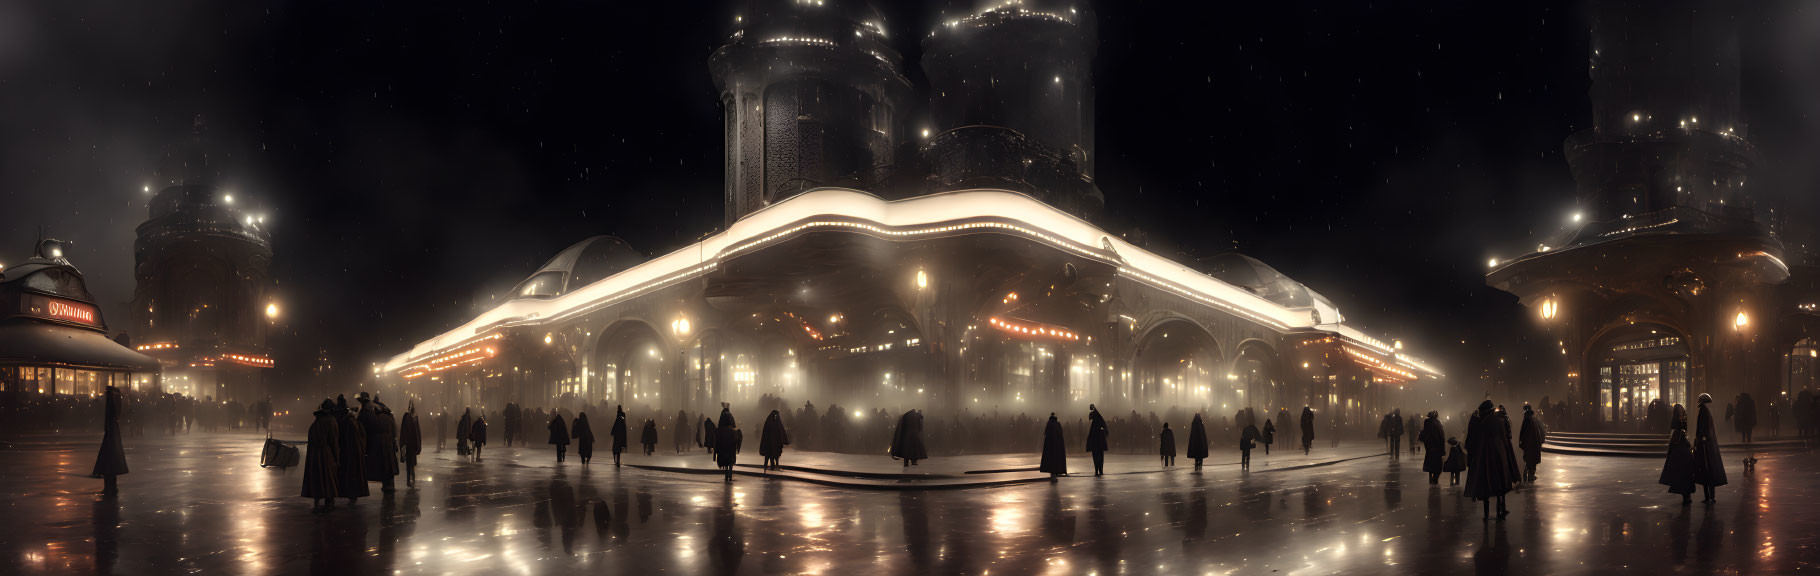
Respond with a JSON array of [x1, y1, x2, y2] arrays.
[[735, 0, 886, 37], [510, 236, 644, 299], [1200, 253, 1334, 311]]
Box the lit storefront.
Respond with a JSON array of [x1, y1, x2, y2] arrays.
[[0, 238, 161, 398]]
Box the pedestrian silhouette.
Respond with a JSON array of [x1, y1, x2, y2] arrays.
[[1040, 413, 1068, 477], [302, 399, 339, 511], [1464, 400, 1515, 519], [1187, 414, 1210, 471], [92, 385, 128, 495], [1692, 394, 1728, 503], [1660, 403, 1696, 504], [1158, 422, 1176, 467], [759, 409, 789, 471], [1086, 405, 1109, 476], [548, 410, 571, 463]]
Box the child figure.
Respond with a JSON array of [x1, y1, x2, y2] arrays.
[[1443, 437, 1467, 485]]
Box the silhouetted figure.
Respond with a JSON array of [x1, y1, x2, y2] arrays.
[[1261, 419, 1276, 455], [1040, 413, 1068, 477], [302, 399, 339, 511], [1660, 403, 1696, 505], [1734, 393, 1757, 444], [1299, 407, 1315, 455], [890, 409, 928, 468], [574, 411, 597, 466], [1518, 405, 1544, 482], [1692, 394, 1727, 503], [456, 408, 472, 457], [548, 411, 571, 463], [356, 393, 398, 494], [1496, 405, 1520, 485], [603, 407, 624, 465], [469, 415, 488, 462], [503, 403, 518, 447], [673, 410, 691, 454], [399, 401, 422, 488], [701, 417, 718, 459], [334, 396, 369, 504], [1407, 414, 1421, 454], [642, 419, 659, 455], [1419, 411, 1445, 484], [1187, 414, 1210, 470], [1240, 423, 1259, 470], [93, 385, 128, 495], [435, 410, 448, 451], [715, 412, 742, 482], [1159, 423, 1176, 467], [1443, 437, 1465, 485], [1086, 405, 1109, 476], [1465, 400, 1514, 519], [758, 410, 789, 471]]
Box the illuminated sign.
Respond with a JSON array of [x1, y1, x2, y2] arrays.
[[19, 294, 100, 328], [49, 300, 95, 324]]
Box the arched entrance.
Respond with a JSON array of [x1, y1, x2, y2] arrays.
[[1131, 319, 1223, 413], [1588, 323, 1689, 427], [1233, 341, 1282, 414], [592, 320, 669, 415]]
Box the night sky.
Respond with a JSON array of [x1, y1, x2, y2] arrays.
[[3, 1, 1817, 392]]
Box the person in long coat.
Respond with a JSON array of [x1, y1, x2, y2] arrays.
[[1692, 394, 1727, 503], [1085, 405, 1109, 476], [715, 413, 742, 482], [1239, 423, 1260, 470], [399, 401, 422, 488], [1260, 419, 1276, 455], [1407, 414, 1421, 454], [575, 411, 598, 466], [700, 417, 718, 459], [1158, 422, 1176, 467], [1734, 393, 1758, 444], [469, 415, 488, 462], [1660, 403, 1696, 504], [548, 410, 571, 463], [334, 396, 369, 504], [1419, 411, 1446, 484], [1299, 407, 1316, 455], [502, 403, 518, 447], [93, 385, 129, 494], [673, 410, 692, 454], [1443, 437, 1466, 484], [1039, 413, 1068, 477], [356, 393, 398, 494], [1464, 400, 1514, 518], [302, 399, 339, 510], [641, 419, 659, 455], [1187, 414, 1210, 470], [1496, 405, 1521, 484], [1518, 405, 1545, 482], [890, 409, 928, 467], [758, 410, 790, 470], [602, 408, 623, 465], [456, 408, 472, 456]]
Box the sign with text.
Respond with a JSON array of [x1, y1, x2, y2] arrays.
[[19, 294, 100, 328]]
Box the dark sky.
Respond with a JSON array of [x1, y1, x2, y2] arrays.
[[3, 1, 1817, 391]]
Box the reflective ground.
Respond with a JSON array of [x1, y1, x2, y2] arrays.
[[2, 432, 1816, 575]]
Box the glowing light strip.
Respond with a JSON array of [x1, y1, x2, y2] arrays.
[[1342, 345, 1417, 381], [988, 317, 1080, 341], [135, 342, 179, 351], [384, 189, 1432, 375]]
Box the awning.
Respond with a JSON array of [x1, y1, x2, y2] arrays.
[[0, 321, 162, 372]]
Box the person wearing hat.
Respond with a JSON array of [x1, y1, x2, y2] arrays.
[[1518, 404, 1545, 483], [399, 401, 422, 488], [1692, 393, 1728, 503], [1465, 400, 1515, 518], [302, 399, 340, 511], [356, 392, 399, 494]]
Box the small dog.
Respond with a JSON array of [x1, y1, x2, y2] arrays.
[[1743, 455, 1758, 475]]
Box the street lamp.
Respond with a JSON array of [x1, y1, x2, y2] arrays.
[[916, 269, 928, 290], [1735, 310, 1750, 331], [265, 302, 280, 321]]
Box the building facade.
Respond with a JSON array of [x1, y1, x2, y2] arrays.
[[0, 237, 160, 399], [382, 0, 1444, 441]]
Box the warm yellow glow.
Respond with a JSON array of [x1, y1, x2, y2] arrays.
[[544, 333, 553, 345], [264, 302, 279, 319], [1736, 310, 1750, 330], [916, 269, 928, 289], [672, 316, 691, 336], [1540, 298, 1558, 320]]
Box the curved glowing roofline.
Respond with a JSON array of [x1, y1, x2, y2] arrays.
[[383, 188, 1438, 377]]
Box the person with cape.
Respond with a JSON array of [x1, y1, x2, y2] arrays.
[[1692, 394, 1728, 503], [399, 401, 422, 488], [93, 385, 129, 495], [469, 414, 488, 462], [641, 418, 659, 455], [356, 393, 398, 494], [1518, 404, 1545, 482], [673, 410, 692, 454], [1261, 418, 1276, 455], [715, 410, 742, 482], [548, 410, 571, 463], [890, 409, 928, 468], [1085, 405, 1109, 476], [1299, 407, 1316, 455], [700, 416, 718, 459], [576, 411, 600, 466], [334, 395, 369, 504], [302, 399, 339, 511], [1419, 411, 1446, 484], [758, 409, 790, 471], [1660, 403, 1696, 505], [1039, 413, 1068, 477], [1464, 400, 1515, 519], [1186, 414, 1210, 471]]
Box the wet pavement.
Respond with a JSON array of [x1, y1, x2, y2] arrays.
[[3, 431, 1818, 575]]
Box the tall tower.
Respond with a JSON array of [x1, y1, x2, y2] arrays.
[[1489, 0, 1786, 430], [129, 117, 277, 403], [709, 0, 913, 226], [921, 0, 1102, 220]]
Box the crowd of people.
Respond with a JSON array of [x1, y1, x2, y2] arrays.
[[0, 390, 274, 438]]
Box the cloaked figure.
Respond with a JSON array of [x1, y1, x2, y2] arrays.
[[1239, 423, 1260, 470], [301, 399, 339, 511], [1419, 411, 1446, 484], [758, 409, 789, 471], [1085, 405, 1109, 476], [469, 415, 488, 461], [1442, 437, 1465, 485], [1186, 414, 1210, 471], [456, 408, 472, 457], [890, 409, 928, 468], [334, 396, 370, 504], [548, 410, 571, 463], [1734, 392, 1758, 444], [604, 407, 625, 465], [641, 419, 659, 455], [1518, 405, 1545, 482], [1660, 403, 1696, 504], [673, 410, 692, 454], [700, 417, 718, 459], [356, 393, 398, 494], [398, 401, 422, 488], [1158, 422, 1176, 467], [92, 385, 129, 495], [1692, 394, 1728, 503], [574, 411, 597, 466], [1260, 419, 1276, 455], [1299, 407, 1316, 455], [1464, 400, 1515, 519], [714, 411, 743, 482], [1039, 413, 1068, 477]]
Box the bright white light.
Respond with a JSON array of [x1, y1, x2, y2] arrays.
[[224, 194, 234, 204], [916, 269, 928, 289], [1571, 212, 1582, 223], [920, 128, 930, 138], [544, 333, 553, 345], [265, 302, 280, 319], [1488, 257, 1499, 268], [143, 186, 150, 193]]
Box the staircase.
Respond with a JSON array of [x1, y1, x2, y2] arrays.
[[1542, 431, 1814, 458]]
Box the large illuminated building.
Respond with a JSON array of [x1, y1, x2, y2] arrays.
[[128, 119, 278, 402], [382, 0, 1443, 439], [1489, 0, 1820, 429], [0, 237, 160, 399]]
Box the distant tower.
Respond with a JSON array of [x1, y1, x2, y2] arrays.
[[129, 117, 276, 402], [922, 0, 1102, 220], [710, 0, 913, 226]]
